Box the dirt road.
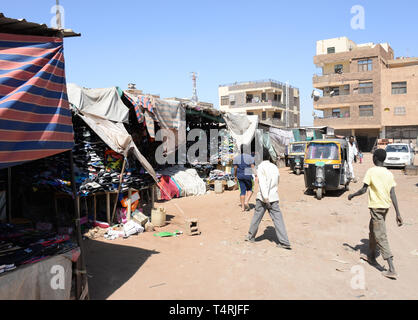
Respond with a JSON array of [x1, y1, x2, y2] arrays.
[[84, 153, 418, 300]]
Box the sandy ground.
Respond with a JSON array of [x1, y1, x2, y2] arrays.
[[84, 153, 418, 300]]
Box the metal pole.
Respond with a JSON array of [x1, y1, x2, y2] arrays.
[[56, 0, 62, 29]]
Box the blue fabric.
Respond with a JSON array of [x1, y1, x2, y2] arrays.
[[238, 178, 253, 196], [233, 154, 255, 180]]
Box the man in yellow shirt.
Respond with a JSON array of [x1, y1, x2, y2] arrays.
[[348, 149, 403, 280]]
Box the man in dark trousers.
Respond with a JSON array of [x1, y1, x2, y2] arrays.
[[348, 149, 404, 279]]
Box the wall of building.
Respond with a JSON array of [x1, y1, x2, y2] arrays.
[[381, 64, 418, 127]]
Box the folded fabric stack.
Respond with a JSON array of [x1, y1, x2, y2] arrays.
[[12, 152, 73, 195], [208, 169, 234, 182], [157, 166, 206, 198], [71, 118, 154, 196], [0, 223, 78, 274]]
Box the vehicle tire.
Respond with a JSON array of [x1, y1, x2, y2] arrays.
[[316, 188, 323, 200], [296, 169, 301, 176]]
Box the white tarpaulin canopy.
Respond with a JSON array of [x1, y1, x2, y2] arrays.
[[67, 85, 157, 181], [223, 113, 259, 147], [67, 83, 130, 123]]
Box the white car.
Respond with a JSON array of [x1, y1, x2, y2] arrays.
[[384, 144, 415, 168]]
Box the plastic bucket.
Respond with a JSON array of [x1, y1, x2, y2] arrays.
[[214, 180, 224, 194], [151, 208, 166, 227]]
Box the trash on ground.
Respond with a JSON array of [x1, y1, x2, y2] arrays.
[[153, 230, 182, 238]]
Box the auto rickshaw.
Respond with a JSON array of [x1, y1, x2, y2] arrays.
[[288, 142, 307, 175], [303, 139, 350, 200]]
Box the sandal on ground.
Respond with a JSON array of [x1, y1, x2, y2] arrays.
[[382, 271, 398, 280]]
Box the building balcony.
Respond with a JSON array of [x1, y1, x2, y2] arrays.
[[260, 118, 287, 127], [313, 115, 381, 130], [314, 93, 374, 109], [230, 101, 286, 110], [313, 72, 376, 88]]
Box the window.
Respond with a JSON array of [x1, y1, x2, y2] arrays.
[[307, 142, 339, 160], [273, 94, 278, 101], [394, 106, 406, 116], [386, 145, 408, 153], [359, 82, 373, 94], [261, 112, 267, 120], [334, 64, 343, 74], [261, 93, 267, 102], [332, 108, 341, 118], [246, 94, 253, 103], [230, 101, 235, 106], [330, 87, 340, 96], [359, 105, 373, 117], [247, 112, 254, 116], [358, 59, 373, 72], [294, 96, 299, 105], [221, 96, 229, 106], [392, 82, 407, 95], [273, 112, 281, 120], [327, 47, 335, 54]]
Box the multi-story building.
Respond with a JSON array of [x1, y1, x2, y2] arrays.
[[313, 37, 418, 151], [218, 79, 300, 128]]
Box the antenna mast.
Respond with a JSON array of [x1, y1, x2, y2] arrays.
[[190, 72, 198, 103], [56, 0, 62, 29]]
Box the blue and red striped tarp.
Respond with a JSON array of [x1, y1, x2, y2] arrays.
[[0, 32, 74, 169]]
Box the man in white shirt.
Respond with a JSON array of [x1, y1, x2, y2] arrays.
[[245, 149, 291, 250], [348, 136, 359, 183]]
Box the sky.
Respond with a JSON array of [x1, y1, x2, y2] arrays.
[[2, 0, 418, 125]]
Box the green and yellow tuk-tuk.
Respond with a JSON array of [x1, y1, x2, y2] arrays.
[[288, 142, 307, 175], [303, 139, 350, 200]]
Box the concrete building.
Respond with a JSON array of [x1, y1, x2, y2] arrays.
[[218, 79, 300, 128], [313, 37, 418, 151]]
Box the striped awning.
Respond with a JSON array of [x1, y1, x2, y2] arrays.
[[0, 32, 74, 169]]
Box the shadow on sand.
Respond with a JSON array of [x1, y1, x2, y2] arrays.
[[343, 239, 386, 272], [255, 226, 279, 245], [83, 238, 159, 300]]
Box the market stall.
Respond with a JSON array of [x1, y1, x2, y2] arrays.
[[0, 24, 88, 299]]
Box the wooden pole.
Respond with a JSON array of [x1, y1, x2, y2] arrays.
[[68, 150, 89, 300], [110, 157, 127, 224], [106, 192, 110, 225], [7, 167, 11, 223], [93, 194, 97, 224]]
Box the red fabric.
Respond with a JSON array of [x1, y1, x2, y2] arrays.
[[158, 176, 180, 200]]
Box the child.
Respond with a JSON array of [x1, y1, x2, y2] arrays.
[[358, 151, 363, 164], [348, 149, 403, 279]]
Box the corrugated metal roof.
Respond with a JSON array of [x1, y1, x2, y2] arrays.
[[0, 13, 80, 38]]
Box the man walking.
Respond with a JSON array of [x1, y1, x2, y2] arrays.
[[245, 149, 291, 250], [348, 136, 359, 183], [234, 144, 256, 212], [348, 149, 403, 279]]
